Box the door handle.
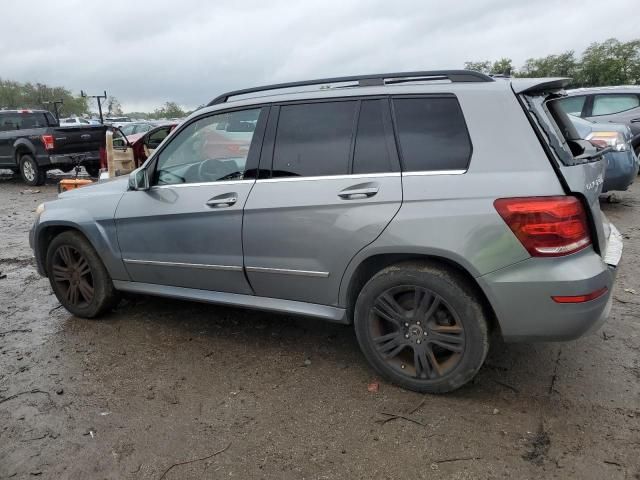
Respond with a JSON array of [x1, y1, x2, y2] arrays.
[[206, 193, 237, 208], [338, 184, 379, 200]]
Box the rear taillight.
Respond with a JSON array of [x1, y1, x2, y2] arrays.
[[586, 131, 628, 152], [41, 134, 54, 150], [494, 196, 591, 257]]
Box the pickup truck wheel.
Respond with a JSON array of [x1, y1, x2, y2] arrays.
[[46, 231, 119, 318], [354, 262, 489, 393], [85, 166, 100, 178], [19, 154, 46, 186]]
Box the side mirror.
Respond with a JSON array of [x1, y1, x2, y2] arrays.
[[129, 167, 149, 191]]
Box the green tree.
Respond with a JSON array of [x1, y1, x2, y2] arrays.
[[464, 60, 492, 74], [519, 51, 578, 78], [0, 78, 88, 115], [106, 96, 123, 116], [464, 58, 513, 75], [153, 101, 185, 119]]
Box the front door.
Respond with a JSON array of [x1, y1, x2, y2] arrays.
[[115, 106, 267, 294], [243, 99, 403, 306]]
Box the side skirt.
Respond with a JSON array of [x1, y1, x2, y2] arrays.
[[112, 280, 349, 324]]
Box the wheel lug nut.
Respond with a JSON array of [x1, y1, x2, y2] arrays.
[[404, 322, 409, 327], [416, 339, 421, 344], [404, 334, 409, 339], [416, 321, 421, 325], [401, 364, 405, 369], [424, 331, 428, 336]]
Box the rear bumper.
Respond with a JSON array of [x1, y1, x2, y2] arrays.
[[43, 151, 100, 166], [478, 228, 621, 342]]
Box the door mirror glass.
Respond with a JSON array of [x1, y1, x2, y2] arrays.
[[129, 167, 149, 191]]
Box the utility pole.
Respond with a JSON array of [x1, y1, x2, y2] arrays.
[[42, 99, 64, 121], [80, 90, 107, 124]]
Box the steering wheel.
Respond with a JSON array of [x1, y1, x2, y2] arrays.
[[196, 157, 238, 182]]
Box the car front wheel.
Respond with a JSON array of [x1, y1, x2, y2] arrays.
[[354, 262, 489, 393], [46, 231, 119, 318]]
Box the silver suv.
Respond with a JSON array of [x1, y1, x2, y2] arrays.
[[30, 71, 623, 393]]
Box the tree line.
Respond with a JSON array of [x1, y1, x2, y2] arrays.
[[0, 79, 188, 119], [465, 38, 640, 87]]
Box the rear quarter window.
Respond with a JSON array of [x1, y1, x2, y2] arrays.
[[592, 94, 640, 116], [392, 97, 471, 172]]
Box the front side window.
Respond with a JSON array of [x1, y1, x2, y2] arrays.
[[154, 108, 261, 185], [558, 95, 586, 116], [272, 101, 357, 177], [392, 97, 472, 172], [592, 94, 640, 116]]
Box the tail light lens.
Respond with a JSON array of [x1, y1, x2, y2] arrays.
[[41, 134, 55, 150], [494, 196, 591, 257], [586, 131, 628, 152]]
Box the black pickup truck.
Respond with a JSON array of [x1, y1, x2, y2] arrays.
[[0, 109, 106, 185]]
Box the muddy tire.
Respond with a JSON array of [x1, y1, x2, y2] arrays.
[[85, 165, 100, 178], [354, 261, 489, 393], [19, 154, 46, 186], [46, 231, 119, 318]]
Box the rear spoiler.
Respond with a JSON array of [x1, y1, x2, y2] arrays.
[[511, 78, 572, 94]]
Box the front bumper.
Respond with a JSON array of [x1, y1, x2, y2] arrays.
[[603, 150, 639, 192], [478, 224, 622, 342]]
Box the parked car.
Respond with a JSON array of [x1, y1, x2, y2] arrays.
[[105, 116, 132, 125], [103, 122, 178, 174], [0, 109, 106, 184], [569, 115, 639, 192], [30, 71, 622, 393], [558, 86, 640, 157], [118, 122, 154, 136], [59, 117, 91, 126]]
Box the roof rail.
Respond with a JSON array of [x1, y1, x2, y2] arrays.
[[208, 70, 494, 106]]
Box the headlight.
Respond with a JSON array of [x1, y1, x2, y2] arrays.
[[35, 203, 45, 216]]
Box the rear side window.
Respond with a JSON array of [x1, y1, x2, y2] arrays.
[[558, 95, 586, 116], [392, 97, 471, 172], [592, 94, 640, 116], [353, 100, 395, 174], [272, 101, 357, 177]]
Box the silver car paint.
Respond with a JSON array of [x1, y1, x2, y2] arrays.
[[114, 180, 255, 294], [243, 173, 402, 305], [31, 77, 620, 342]]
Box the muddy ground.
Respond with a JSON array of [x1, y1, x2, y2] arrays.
[[0, 171, 638, 480]]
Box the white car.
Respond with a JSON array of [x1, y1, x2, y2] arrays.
[[59, 117, 91, 125]]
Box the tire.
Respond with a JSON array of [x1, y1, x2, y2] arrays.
[[19, 154, 46, 186], [85, 165, 100, 178], [354, 262, 489, 393], [46, 231, 119, 318]]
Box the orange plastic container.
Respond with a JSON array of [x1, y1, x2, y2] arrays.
[[58, 178, 94, 193]]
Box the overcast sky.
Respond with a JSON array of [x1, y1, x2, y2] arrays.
[[0, 0, 637, 112]]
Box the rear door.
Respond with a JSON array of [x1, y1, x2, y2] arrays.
[[242, 98, 402, 306], [0, 113, 19, 166], [115, 106, 267, 293]]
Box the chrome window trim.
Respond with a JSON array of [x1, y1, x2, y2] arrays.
[[151, 179, 255, 189], [402, 169, 467, 176], [245, 266, 329, 278], [123, 259, 243, 271], [256, 172, 400, 183]]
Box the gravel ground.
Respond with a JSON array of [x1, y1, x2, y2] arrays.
[[1, 172, 639, 479]]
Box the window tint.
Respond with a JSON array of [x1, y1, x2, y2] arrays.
[[154, 108, 261, 185], [558, 96, 586, 116], [592, 94, 640, 116], [272, 101, 357, 177], [392, 97, 471, 172], [353, 100, 395, 174], [147, 127, 171, 149], [0, 113, 48, 130]]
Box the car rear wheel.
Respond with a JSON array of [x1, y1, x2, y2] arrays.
[[19, 154, 46, 186], [354, 262, 489, 393], [46, 231, 119, 318]]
